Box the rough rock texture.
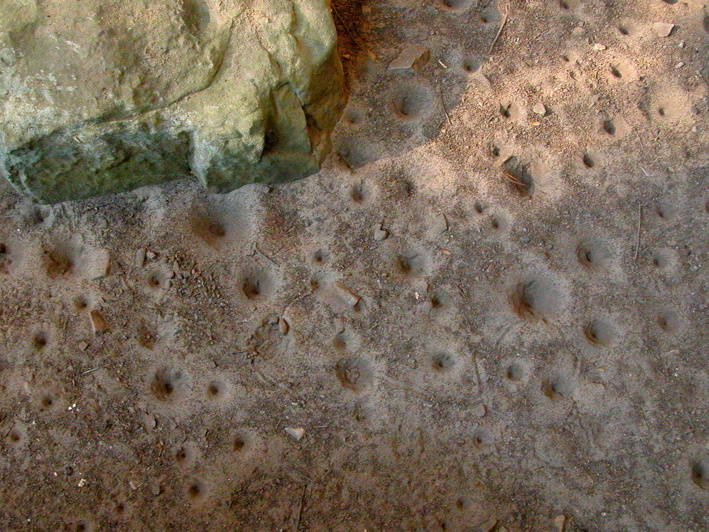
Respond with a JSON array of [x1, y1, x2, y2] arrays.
[[0, 0, 344, 203]]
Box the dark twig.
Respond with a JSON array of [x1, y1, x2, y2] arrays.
[[331, 5, 366, 52], [634, 205, 643, 261], [295, 483, 309, 531], [439, 89, 452, 126], [488, 5, 509, 55], [502, 170, 525, 187], [254, 243, 279, 267]]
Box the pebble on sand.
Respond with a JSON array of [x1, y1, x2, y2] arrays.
[[532, 103, 547, 116], [388, 45, 430, 73]]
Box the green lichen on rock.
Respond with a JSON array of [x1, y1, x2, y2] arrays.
[[0, 0, 345, 203]]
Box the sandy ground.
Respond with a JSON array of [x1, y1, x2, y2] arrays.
[[1, 0, 709, 530]]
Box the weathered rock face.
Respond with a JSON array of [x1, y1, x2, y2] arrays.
[[0, 0, 345, 203]]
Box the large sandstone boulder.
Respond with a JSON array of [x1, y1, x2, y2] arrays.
[[0, 0, 344, 203]]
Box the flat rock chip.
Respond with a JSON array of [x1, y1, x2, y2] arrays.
[[653, 22, 675, 38], [387, 44, 430, 73], [0, 0, 345, 203]]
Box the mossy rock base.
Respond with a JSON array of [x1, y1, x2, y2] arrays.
[[0, 0, 345, 203]]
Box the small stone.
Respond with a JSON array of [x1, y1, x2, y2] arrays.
[[143, 414, 157, 431], [593, 43, 607, 51], [653, 23, 675, 38], [77, 478, 87, 488], [145, 251, 156, 261], [278, 317, 290, 336], [473, 403, 487, 417], [374, 224, 389, 241], [482, 519, 499, 532], [134, 248, 146, 268], [532, 103, 547, 116], [388, 45, 430, 73], [285, 427, 305, 441], [572, 26, 585, 35], [554, 515, 567, 531], [89, 309, 108, 335], [675, 62, 685, 69], [87, 248, 111, 280], [78, 341, 89, 352], [334, 282, 361, 307]]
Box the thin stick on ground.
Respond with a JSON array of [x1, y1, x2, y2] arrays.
[[331, 5, 366, 53], [439, 89, 452, 126], [502, 170, 525, 187], [295, 483, 309, 531], [380, 375, 433, 399], [634, 129, 647, 151], [254, 243, 279, 267], [80, 363, 117, 376], [634, 205, 643, 261], [463, 317, 483, 394], [488, 5, 509, 56]]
